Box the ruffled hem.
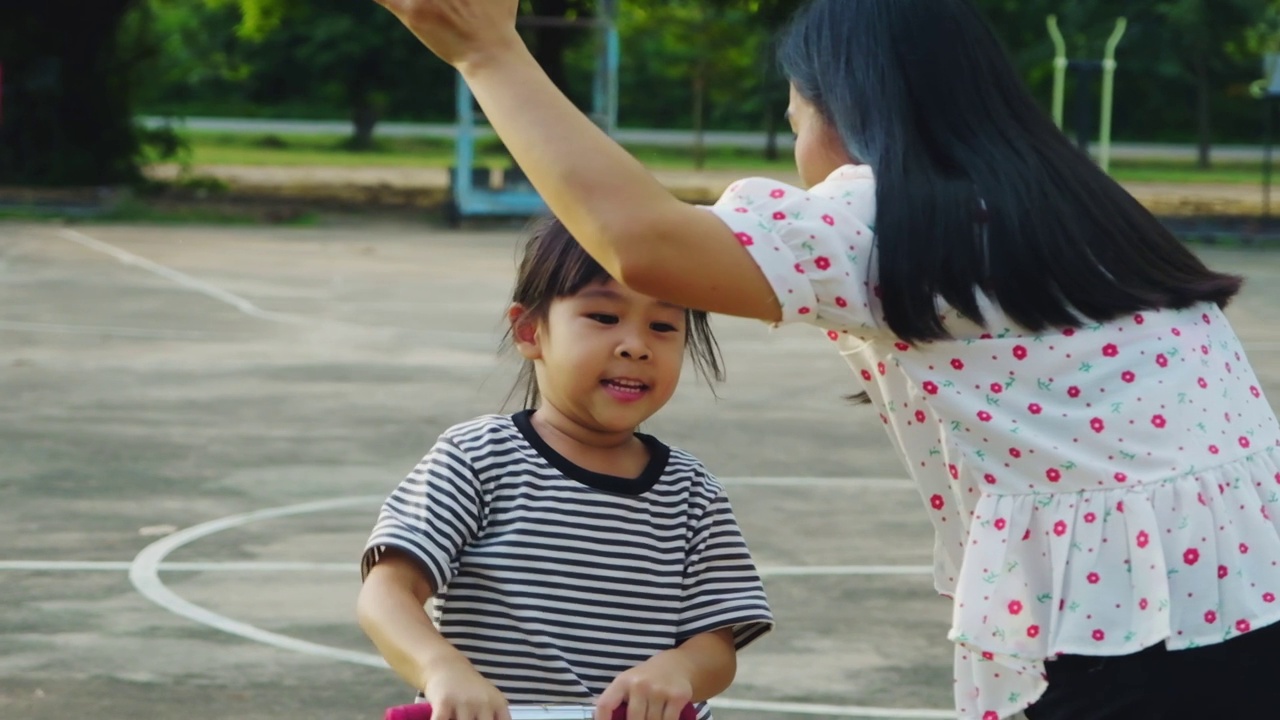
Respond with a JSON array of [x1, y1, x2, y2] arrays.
[[947, 447, 1280, 719]]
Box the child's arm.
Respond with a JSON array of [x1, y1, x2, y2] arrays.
[[358, 552, 510, 720], [593, 627, 736, 720]]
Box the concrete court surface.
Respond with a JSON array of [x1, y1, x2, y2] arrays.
[[5, 220, 1280, 720]]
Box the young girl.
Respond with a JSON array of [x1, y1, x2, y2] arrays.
[[373, 0, 1280, 718], [357, 217, 774, 720]]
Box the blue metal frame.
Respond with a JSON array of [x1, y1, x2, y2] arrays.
[[449, 1, 621, 224]]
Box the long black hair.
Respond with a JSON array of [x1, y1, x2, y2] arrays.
[[779, 0, 1242, 343], [503, 216, 725, 409]]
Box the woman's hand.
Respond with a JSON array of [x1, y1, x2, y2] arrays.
[[371, 0, 522, 70]]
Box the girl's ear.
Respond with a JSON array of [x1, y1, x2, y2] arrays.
[[508, 303, 542, 360]]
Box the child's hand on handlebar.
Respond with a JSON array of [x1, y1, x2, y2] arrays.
[[594, 653, 695, 720], [421, 660, 512, 720]]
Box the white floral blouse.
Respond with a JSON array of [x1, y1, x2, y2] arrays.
[[707, 164, 1280, 720]]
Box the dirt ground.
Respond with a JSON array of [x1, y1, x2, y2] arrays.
[[136, 164, 1277, 218]]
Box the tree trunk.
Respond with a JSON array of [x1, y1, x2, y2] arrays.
[[530, 0, 572, 95], [1193, 52, 1213, 170], [0, 0, 142, 185], [692, 67, 707, 171]]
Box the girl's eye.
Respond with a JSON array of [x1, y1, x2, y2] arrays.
[[588, 313, 619, 325], [651, 323, 679, 333]]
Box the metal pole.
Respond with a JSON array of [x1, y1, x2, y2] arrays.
[[1098, 18, 1127, 173], [1047, 15, 1067, 130]]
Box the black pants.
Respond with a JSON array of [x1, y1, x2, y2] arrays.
[[1023, 621, 1280, 720]]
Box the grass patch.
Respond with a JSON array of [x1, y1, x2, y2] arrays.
[[165, 130, 1280, 183]]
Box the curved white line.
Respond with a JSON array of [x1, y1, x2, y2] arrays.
[[128, 495, 389, 668], [0, 320, 211, 339]]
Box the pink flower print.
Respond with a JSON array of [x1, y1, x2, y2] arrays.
[[735, 232, 754, 246], [1008, 600, 1024, 615], [821, 214, 835, 226], [977, 410, 993, 422], [1117, 501, 1125, 513], [733, 206, 749, 214], [794, 262, 805, 274], [1046, 468, 1062, 482], [1053, 520, 1068, 536], [835, 296, 848, 308], [1184, 548, 1200, 566], [1013, 345, 1028, 360], [990, 382, 1004, 394], [798, 307, 812, 315], [1028, 403, 1043, 415], [772, 211, 787, 221], [1252, 385, 1262, 398], [930, 494, 945, 510], [1205, 610, 1217, 624], [1063, 328, 1076, 337], [1219, 565, 1229, 579], [984, 713, 1000, 720], [860, 369, 873, 381], [915, 410, 927, 423], [1092, 629, 1106, 641], [1236, 619, 1252, 633], [982, 651, 994, 661], [1084, 512, 1097, 523], [1209, 444, 1220, 455], [1103, 343, 1119, 357], [1140, 598, 1149, 610], [1156, 353, 1169, 368], [1022, 529, 1031, 541], [827, 331, 840, 341], [1136, 530, 1150, 548], [1067, 386, 1081, 398], [994, 518, 1007, 530], [1202, 312, 1212, 324], [1087, 572, 1101, 584], [1135, 313, 1145, 324], [769, 188, 787, 198], [984, 473, 998, 485], [1198, 377, 1208, 389], [1090, 417, 1105, 433], [1151, 414, 1167, 429], [1239, 436, 1251, 449], [1172, 327, 1182, 336], [950, 358, 965, 370], [923, 381, 939, 395], [948, 464, 959, 480], [1201, 344, 1210, 356], [1122, 370, 1136, 383], [877, 362, 887, 376], [1240, 543, 1250, 554], [1115, 472, 1128, 483], [814, 256, 832, 271], [1263, 592, 1276, 603], [1027, 624, 1041, 638], [894, 341, 910, 351], [1010, 447, 1022, 458]]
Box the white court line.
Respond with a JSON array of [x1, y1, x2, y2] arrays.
[[0, 320, 211, 340], [58, 228, 305, 325], [128, 495, 389, 667]]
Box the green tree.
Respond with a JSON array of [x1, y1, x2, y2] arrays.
[[0, 0, 147, 184]]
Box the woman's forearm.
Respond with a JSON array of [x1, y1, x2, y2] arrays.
[[456, 45, 781, 321]]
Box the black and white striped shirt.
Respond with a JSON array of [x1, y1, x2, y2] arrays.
[[361, 411, 773, 718]]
